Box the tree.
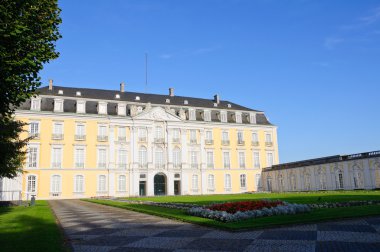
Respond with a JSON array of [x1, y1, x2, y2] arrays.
[[0, 0, 61, 178]]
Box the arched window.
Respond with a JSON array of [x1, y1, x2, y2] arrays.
[[118, 175, 126, 192], [98, 175, 107, 192], [27, 175, 36, 193], [51, 175, 61, 193], [74, 175, 84, 193], [225, 174, 231, 189], [155, 147, 164, 168], [208, 174, 215, 189], [173, 147, 181, 168], [139, 146, 147, 168]]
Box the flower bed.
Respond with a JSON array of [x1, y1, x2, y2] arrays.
[[207, 200, 284, 214], [309, 200, 380, 209], [188, 201, 311, 222]]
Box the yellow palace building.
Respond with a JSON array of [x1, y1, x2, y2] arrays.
[[5, 80, 279, 200]]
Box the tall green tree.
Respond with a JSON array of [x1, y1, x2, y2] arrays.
[[0, 0, 61, 178]]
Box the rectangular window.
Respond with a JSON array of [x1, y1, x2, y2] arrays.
[[53, 123, 63, 134], [172, 128, 180, 142], [237, 131, 244, 144], [190, 151, 198, 168], [250, 113, 256, 124], [98, 103, 107, 114], [192, 175, 198, 190], [30, 122, 39, 137], [225, 174, 231, 189], [222, 131, 229, 141], [98, 125, 108, 141], [223, 152, 230, 169], [266, 152, 274, 167], [138, 128, 147, 141], [54, 100, 63, 112], [220, 111, 227, 122], [239, 152, 245, 168], [255, 174, 261, 190], [51, 147, 62, 168], [118, 127, 126, 141], [190, 130, 197, 143], [98, 175, 107, 192], [253, 151, 260, 168], [252, 132, 259, 144], [31, 99, 40, 111], [205, 131, 213, 141], [28, 147, 38, 168], [118, 175, 126, 192], [265, 133, 272, 143], [118, 149, 127, 169], [27, 175, 36, 193], [75, 124, 85, 138], [97, 149, 107, 168], [77, 101, 85, 113], [208, 174, 214, 189], [235, 113, 242, 123], [207, 151, 214, 168], [74, 175, 84, 193], [189, 109, 196, 120], [75, 148, 85, 168], [240, 174, 247, 188], [204, 110, 211, 121], [51, 175, 61, 193]]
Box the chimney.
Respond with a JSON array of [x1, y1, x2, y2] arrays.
[[120, 82, 125, 93], [169, 88, 174, 97], [49, 79, 53, 90], [214, 94, 220, 104]]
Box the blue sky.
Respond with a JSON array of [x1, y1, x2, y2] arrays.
[[41, 0, 380, 162]]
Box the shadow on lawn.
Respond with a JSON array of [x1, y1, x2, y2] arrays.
[[0, 209, 66, 252]]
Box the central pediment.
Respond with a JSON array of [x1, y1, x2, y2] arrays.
[[133, 107, 182, 122]]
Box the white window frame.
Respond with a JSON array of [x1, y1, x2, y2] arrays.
[[237, 131, 244, 144], [238, 151, 246, 169], [252, 132, 259, 143], [27, 174, 38, 194], [189, 109, 196, 120], [118, 149, 128, 169], [74, 146, 86, 169], [235, 112, 242, 123], [192, 175, 198, 190], [97, 147, 107, 169], [205, 130, 213, 141], [50, 175, 62, 193], [250, 113, 256, 124], [27, 145, 39, 168], [139, 146, 148, 168], [76, 100, 86, 113], [222, 131, 229, 141], [73, 175, 85, 193], [75, 123, 86, 138], [266, 152, 274, 167], [118, 175, 127, 192], [97, 175, 107, 192], [253, 151, 260, 168], [117, 103, 126, 116], [29, 121, 40, 137], [225, 174, 232, 189], [223, 151, 230, 169], [51, 145, 63, 169], [220, 111, 227, 123], [155, 147, 164, 168], [30, 98, 41, 111], [54, 98, 64, 112], [190, 129, 197, 143], [98, 102, 108, 115], [173, 147, 181, 168], [204, 110, 211, 121], [190, 151, 198, 168], [240, 174, 247, 188], [206, 151, 214, 169], [208, 174, 215, 190]]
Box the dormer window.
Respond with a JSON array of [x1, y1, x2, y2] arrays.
[[137, 106, 143, 112], [98, 102, 107, 115], [54, 99, 64, 112], [184, 100, 188, 105], [135, 96, 140, 101], [189, 109, 196, 120], [76, 91, 81, 96], [204, 110, 211, 121], [250, 113, 256, 124], [58, 90, 63, 95], [213, 103, 218, 107], [76, 100, 86, 113], [115, 94, 120, 99], [227, 104, 232, 108], [117, 103, 126, 116], [235, 112, 242, 123], [30, 98, 41, 111], [220, 111, 227, 123], [165, 99, 170, 103]]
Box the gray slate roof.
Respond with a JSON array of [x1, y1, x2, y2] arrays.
[[18, 85, 273, 125]]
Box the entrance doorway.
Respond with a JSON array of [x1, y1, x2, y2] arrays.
[[154, 174, 166, 196], [174, 180, 181, 195], [139, 181, 146, 196]]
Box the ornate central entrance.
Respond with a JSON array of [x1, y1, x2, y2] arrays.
[[154, 173, 166, 196]]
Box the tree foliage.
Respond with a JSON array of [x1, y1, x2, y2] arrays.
[[0, 0, 61, 178], [0, 0, 61, 117]]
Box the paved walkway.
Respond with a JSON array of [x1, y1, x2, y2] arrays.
[[50, 200, 380, 252]]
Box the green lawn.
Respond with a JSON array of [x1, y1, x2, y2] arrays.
[[0, 201, 67, 252], [85, 190, 380, 230], [125, 190, 380, 205]]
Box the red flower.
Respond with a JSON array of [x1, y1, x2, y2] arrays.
[[207, 200, 283, 214]]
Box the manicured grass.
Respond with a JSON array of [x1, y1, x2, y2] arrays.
[[0, 201, 67, 252], [85, 197, 380, 230], [124, 190, 380, 205]]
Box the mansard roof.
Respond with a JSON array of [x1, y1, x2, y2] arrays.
[[36, 85, 260, 112]]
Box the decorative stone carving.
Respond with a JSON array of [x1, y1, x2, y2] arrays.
[[179, 109, 186, 120], [130, 105, 137, 116]]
